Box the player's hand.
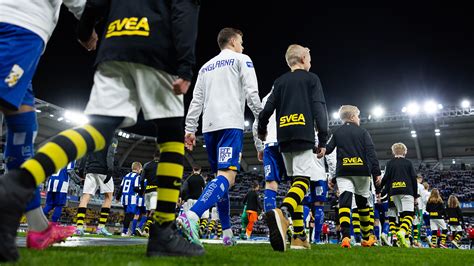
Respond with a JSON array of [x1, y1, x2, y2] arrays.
[[172, 78, 191, 95], [185, 132, 196, 151], [328, 178, 335, 190], [258, 213, 263, 221], [79, 29, 98, 51], [375, 175, 382, 187], [257, 151, 264, 162], [316, 147, 326, 158]]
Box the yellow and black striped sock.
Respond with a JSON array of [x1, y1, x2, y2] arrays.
[[352, 208, 361, 236], [369, 207, 375, 234], [152, 141, 184, 225], [98, 207, 110, 228], [440, 229, 447, 244], [389, 216, 398, 235], [281, 177, 309, 215], [431, 230, 438, 246], [292, 204, 305, 236], [208, 220, 216, 234], [21, 124, 107, 186], [359, 207, 371, 240], [454, 231, 462, 242], [144, 217, 153, 233], [76, 207, 87, 229], [339, 207, 351, 238], [399, 213, 413, 234], [200, 218, 208, 236], [217, 221, 222, 238], [413, 227, 419, 240]]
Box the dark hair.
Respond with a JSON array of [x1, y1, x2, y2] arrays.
[[252, 181, 260, 189], [192, 165, 201, 172], [217, 27, 243, 49]]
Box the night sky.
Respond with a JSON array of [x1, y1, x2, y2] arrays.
[[32, 2, 474, 135]]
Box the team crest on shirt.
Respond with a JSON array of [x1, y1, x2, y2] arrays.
[[4, 64, 24, 87], [264, 165, 271, 177], [218, 147, 233, 163], [246, 61, 254, 68]]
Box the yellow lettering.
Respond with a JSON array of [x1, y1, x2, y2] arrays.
[[137, 17, 150, 31], [126, 17, 138, 30], [342, 157, 364, 166], [298, 113, 305, 122], [279, 113, 306, 127], [106, 17, 150, 38]]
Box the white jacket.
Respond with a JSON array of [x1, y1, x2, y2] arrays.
[[252, 92, 276, 151], [185, 49, 262, 136], [0, 0, 85, 44]]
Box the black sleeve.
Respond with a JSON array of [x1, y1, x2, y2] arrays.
[[243, 192, 249, 204], [257, 194, 263, 211], [171, 0, 200, 81], [325, 134, 336, 154], [441, 204, 446, 218], [258, 88, 277, 136], [77, 0, 109, 42], [363, 130, 381, 177], [199, 176, 206, 191], [458, 207, 464, 225], [381, 162, 391, 196], [410, 162, 418, 198], [312, 76, 329, 148]]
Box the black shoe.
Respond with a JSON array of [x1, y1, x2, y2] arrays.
[[0, 169, 35, 262], [146, 222, 205, 257]]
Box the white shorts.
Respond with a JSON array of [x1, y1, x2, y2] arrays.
[[85, 61, 184, 128], [336, 176, 371, 199], [430, 219, 447, 231], [145, 191, 157, 211], [392, 194, 414, 213], [386, 207, 397, 218], [450, 225, 462, 232], [83, 173, 114, 194], [310, 154, 327, 182], [282, 149, 314, 177]]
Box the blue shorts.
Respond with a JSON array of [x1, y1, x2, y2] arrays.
[[124, 204, 137, 214], [45, 192, 67, 207], [136, 206, 147, 215], [263, 144, 285, 183], [203, 129, 243, 174], [0, 23, 43, 110]]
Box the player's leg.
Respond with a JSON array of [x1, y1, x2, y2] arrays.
[[335, 177, 354, 248], [76, 192, 92, 235], [351, 208, 362, 245], [96, 183, 113, 236], [439, 220, 448, 248], [353, 176, 376, 247], [263, 145, 281, 212], [51, 193, 67, 223], [395, 195, 414, 248], [43, 192, 54, 218], [311, 180, 327, 244]]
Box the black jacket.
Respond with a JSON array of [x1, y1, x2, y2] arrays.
[[426, 202, 445, 219], [243, 190, 262, 212], [84, 138, 117, 175], [78, 0, 200, 81], [382, 157, 417, 197], [142, 159, 159, 193], [258, 70, 329, 152], [326, 122, 381, 178], [446, 207, 464, 226], [182, 173, 205, 201]]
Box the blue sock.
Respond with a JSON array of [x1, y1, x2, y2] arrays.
[[264, 189, 277, 212], [131, 219, 138, 234], [383, 222, 390, 234], [43, 204, 53, 217], [138, 216, 147, 229], [52, 206, 63, 222], [217, 192, 231, 230], [374, 225, 380, 239], [313, 206, 324, 243], [190, 175, 229, 217], [5, 112, 39, 211]]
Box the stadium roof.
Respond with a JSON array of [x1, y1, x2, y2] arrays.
[[2, 99, 473, 172]]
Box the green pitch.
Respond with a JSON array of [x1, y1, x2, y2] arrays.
[[16, 244, 474, 266]]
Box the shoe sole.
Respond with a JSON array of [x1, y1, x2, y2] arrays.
[[290, 245, 310, 250], [265, 210, 286, 252]]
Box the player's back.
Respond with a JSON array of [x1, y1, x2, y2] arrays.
[[120, 172, 140, 205], [198, 49, 256, 133], [47, 161, 75, 193]]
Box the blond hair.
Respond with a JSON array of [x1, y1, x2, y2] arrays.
[[285, 44, 307, 67], [391, 143, 407, 156], [423, 181, 429, 190], [448, 195, 460, 208], [428, 188, 443, 204], [131, 161, 142, 172], [338, 105, 360, 121]]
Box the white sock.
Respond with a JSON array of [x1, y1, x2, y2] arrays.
[[187, 211, 200, 223], [26, 207, 49, 232], [223, 228, 233, 238]]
